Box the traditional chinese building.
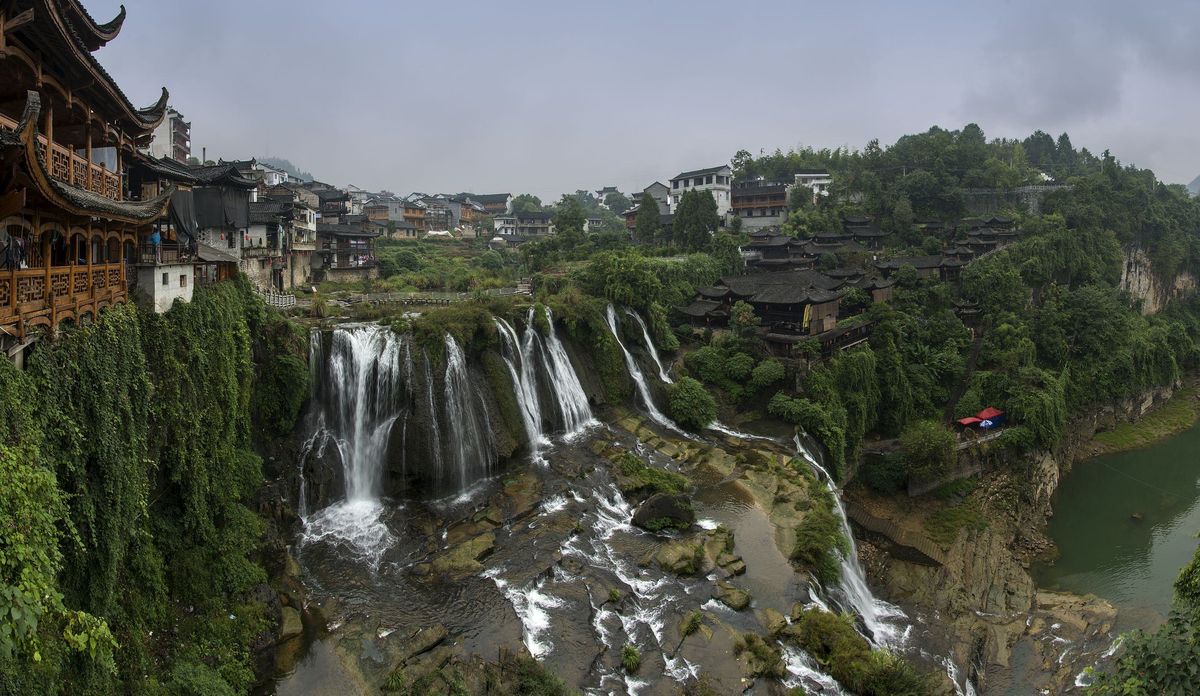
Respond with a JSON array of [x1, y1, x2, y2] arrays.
[[1, 0, 174, 348]]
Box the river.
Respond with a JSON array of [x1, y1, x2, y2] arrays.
[[1035, 420, 1200, 633]]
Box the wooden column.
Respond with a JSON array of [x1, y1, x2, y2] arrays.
[[87, 225, 94, 300], [85, 128, 92, 192]]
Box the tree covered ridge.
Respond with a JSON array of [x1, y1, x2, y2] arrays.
[[0, 279, 309, 695]]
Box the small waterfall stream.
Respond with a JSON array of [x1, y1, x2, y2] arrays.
[[793, 435, 907, 646], [496, 317, 547, 458], [442, 334, 495, 491], [626, 309, 672, 383], [539, 308, 595, 435], [605, 304, 681, 432]]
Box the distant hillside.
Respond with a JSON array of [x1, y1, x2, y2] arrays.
[[259, 156, 313, 182], [1189, 174, 1199, 197]]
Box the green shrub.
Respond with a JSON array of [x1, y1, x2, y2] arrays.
[[614, 453, 689, 495], [749, 359, 786, 391], [667, 377, 717, 431], [861, 454, 908, 495], [621, 644, 641, 673], [681, 610, 703, 637], [788, 608, 935, 695], [791, 477, 849, 585]]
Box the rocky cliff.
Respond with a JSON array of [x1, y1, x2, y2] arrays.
[[1119, 246, 1197, 314]]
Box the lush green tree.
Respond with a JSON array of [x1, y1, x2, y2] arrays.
[[604, 191, 632, 214], [553, 194, 586, 247], [673, 190, 720, 250], [730, 300, 760, 339], [708, 231, 745, 275], [667, 377, 717, 431], [634, 194, 661, 245], [511, 193, 543, 213], [789, 184, 814, 210]]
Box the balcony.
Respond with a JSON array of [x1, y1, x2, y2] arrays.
[[136, 242, 193, 266], [0, 262, 128, 337], [243, 245, 282, 259]]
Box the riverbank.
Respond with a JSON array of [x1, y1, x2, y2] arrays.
[[1077, 377, 1200, 459]]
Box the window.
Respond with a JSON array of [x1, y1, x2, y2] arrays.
[[161, 272, 168, 286], [673, 180, 679, 189], [706, 175, 713, 185], [179, 274, 188, 288]]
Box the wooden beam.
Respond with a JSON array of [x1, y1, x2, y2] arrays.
[[2, 9, 35, 36], [0, 188, 24, 219]]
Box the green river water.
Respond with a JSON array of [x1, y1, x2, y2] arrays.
[[1035, 421, 1200, 633]]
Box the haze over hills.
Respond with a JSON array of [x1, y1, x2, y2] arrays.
[[1188, 174, 1199, 196]]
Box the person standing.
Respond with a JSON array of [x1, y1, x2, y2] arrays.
[[150, 229, 161, 263]]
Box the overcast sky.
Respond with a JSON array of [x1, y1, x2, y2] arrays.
[[90, 0, 1199, 198]]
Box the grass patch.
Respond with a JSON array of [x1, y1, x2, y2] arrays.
[[614, 453, 689, 495], [924, 499, 987, 546], [681, 610, 703, 637], [932, 477, 977, 501], [1091, 385, 1199, 454]]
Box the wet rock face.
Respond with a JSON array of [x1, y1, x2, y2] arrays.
[[300, 431, 346, 512], [632, 492, 696, 532]]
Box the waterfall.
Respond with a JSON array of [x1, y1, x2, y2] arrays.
[[301, 324, 403, 561], [626, 309, 672, 383], [793, 435, 906, 646], [604, 304, 680, 432], [421, 349, 445, 483], [442, 334, 495, 491], [321, 325, 404, 500], [538, 308, 596, 435], [496, 317, 546, 458]]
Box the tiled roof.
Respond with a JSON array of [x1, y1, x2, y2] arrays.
[[671, 165, 730, 181]]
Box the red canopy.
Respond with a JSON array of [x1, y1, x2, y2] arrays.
[[976, 407, 1004, 420], [957, 417, 983, 426]]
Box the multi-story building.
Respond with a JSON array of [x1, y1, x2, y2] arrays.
[[146, 107, 191, 162], [463, 193, 512, 216], [494, 211, 554, 241], [668, 165, 733, 216], [731, 178, 790, 229], [314, 222, 380, 282], [0, 0, 179, 349]]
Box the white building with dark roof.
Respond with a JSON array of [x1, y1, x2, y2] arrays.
[[668, 165, 732, 216]]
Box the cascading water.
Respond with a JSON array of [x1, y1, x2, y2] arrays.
[[604, 304, 682, 433], [792, 434, 907, 646], [626, 309, 672, 383], [495, 317, 547, 458], [442, 334, 495, 491], [537, 308, 596, 436], [301, 324, 404, 562]]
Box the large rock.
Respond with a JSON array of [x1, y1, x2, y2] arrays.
[[641, 538, 704, 576], [430, 533, 495, 576], [278, 606, 303, 641], [632, 493, 695, 533], [714, 580, 751, 611]]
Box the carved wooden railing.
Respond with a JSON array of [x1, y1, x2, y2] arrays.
[[0, 262, 127, 328], [0, 112, 122, 201]]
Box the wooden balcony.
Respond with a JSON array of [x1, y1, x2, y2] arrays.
[[0, 113, 123, 201], [0, 262, 128, 337]]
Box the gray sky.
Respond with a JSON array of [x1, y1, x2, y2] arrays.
[[92, 0, 1199, 197]]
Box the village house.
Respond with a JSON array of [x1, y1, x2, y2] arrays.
[[633, 182, 670, 212], [244, 200, 291, 290], [794, 168, 833, 201], [263, 183, 318, 289], [669, 165, 733, 216], [731, 178, 790, 229], [0, 0, 181, 351], [314, 221, 380, 283], [462, 192, 512, 216], [494, 211, 554, 243]]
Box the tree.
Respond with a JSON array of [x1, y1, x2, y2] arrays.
[[789, 184, 814, 211], [667, 377, 717, 431], [729, 300, 760, 339], [553, 194, 586, 247], [673, 190, 720, 250], [634, 194, 660, 245], [511, 194, 543, 214], [899, 420, 957, 480], [604, 191, 632, 214]]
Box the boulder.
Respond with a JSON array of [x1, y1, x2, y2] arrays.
[[278, 606, 303, 641], [431, 533, 495, 576], [714, 580, 751, 611], [641, 538, 704, 576], [632, 493, 695, 533]]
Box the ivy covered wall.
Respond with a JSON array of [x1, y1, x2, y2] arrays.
[[0, 278, 309, 696]]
